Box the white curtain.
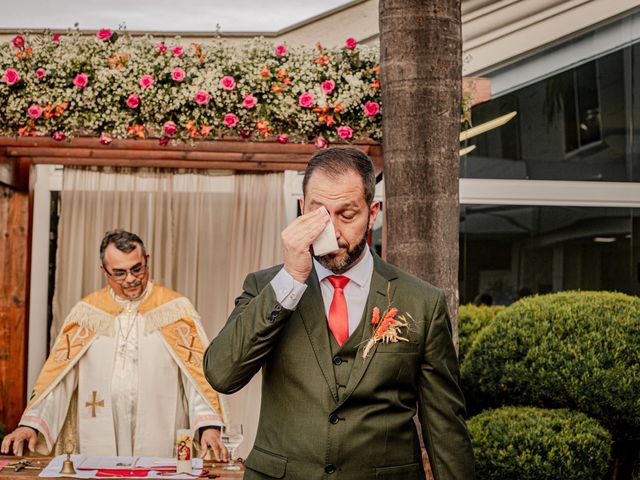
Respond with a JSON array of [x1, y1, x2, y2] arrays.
[[53, 166, 286, 457]]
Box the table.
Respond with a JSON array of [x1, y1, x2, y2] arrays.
[[0, 457, 243, 480]]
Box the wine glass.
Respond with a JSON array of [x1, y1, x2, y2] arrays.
[[221, 424, 244, 471]]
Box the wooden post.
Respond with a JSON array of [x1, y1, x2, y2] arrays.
[[0, 185, 30, 431]]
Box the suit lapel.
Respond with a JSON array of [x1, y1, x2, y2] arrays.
[[298, 267, 340, 402], [336, 253, 398, 409]]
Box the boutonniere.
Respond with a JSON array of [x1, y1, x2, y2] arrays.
[[362, 287, 414, 358]]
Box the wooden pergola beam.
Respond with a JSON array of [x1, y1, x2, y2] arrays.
[[0, 137, 383, 191]]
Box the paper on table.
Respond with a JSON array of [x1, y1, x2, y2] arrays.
[[39, 456, 203, 478]]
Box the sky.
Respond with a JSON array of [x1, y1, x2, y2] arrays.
[[0, 0, 353, 32]]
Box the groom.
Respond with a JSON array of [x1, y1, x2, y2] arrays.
[[204, 147, 474, 479]]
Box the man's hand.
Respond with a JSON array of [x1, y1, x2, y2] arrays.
[[0, 426, 37, 455], [281, 207, 329, 283], [200, 427, 228, 463]]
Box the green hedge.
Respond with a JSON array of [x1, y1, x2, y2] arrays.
[[458, 304, 505, 363], [469, 406, 611, 480], [460, 291, 640, 439]]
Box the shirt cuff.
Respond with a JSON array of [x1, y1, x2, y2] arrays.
[[270, 268, 308, 310]]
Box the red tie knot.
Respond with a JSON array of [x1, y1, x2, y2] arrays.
[[327, 275, 350, 290]]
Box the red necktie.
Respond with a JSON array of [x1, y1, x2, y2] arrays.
[[327, 275, 350, 346]]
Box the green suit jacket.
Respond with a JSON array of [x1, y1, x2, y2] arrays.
[[204, 252, 475, 480]]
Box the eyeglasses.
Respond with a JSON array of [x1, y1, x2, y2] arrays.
[[103, 262, 147, 282]]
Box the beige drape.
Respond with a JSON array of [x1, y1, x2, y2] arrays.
[[53, 166, 286, 457]]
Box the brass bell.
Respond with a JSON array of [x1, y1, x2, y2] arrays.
[[59, 441, 76, 475]]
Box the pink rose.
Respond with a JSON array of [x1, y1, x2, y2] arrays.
[[276, 133, 289, 144], [27, 104, 43, 119], [242, 94, 257, 109], [337, 126, 353, 139], [163, 121, 177, 136], [314, 136, 328, 149], [99, 133, 113, 145], [156, 43, 167, 53], [220, 76, 236, 90], [158, 136, 170, 147], [139, 74, 155, 89], [126, 94, 140, 109], [194, 90, 210, 105], [345, 37, 357, 50], [171, 68, 186, 82], [172, 46, 183, 57], [35, 68, 46, 79], [274, 45, 287, 56], [12, 35, 25, 48], [223, 113, 238, 128], [52, 34, 61, 44], [73, 73, 89, 89], [299, 92, 315, 108], [52, 131, 65, 141], [321, 80, 336, 95], [27, 103, 42, 120], [3, 68, 21, 86], [363, 101, 380, 117], [96, 29, 113, 41]]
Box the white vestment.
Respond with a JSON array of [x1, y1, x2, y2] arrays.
[[21, 282, 224, 456]]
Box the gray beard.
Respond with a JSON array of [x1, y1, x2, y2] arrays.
[[315, 232, 369, 274]]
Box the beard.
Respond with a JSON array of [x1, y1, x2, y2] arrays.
[[315, 229, 369, 274]]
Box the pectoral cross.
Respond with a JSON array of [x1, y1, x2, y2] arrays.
[[85, 390, 104, 418]]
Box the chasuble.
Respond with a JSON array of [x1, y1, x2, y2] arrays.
[[21, 282, 225, 457]]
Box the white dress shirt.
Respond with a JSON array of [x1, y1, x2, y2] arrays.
[[271, 249, 375, 335]]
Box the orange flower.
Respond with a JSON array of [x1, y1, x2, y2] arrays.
[[43, 104, 54, 119], [271, 84, 284, 93], [55, 102, 69, 117], [373, 65, 380, 74], [312, 54, 330, 66], [333, 103, 344, 114], [256, 118, 272, 135], [191, 43, 206, 64], [371, 79, 380, 91], [185, 120, 200, 137], [200, 125, 212, 137], [371, 307, 380, 325], [260, 66, 271, 78], [275, 68, 288, 79], [126, 124, 145, 139]]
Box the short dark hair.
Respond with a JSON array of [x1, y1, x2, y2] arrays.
[[99, 229, 146, 266], [302, 147, 376, 205]]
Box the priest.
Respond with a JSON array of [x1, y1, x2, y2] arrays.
[[1, 230, 227, 460]]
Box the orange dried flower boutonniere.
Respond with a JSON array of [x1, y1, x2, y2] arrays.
[[362, 289, 414, 358]]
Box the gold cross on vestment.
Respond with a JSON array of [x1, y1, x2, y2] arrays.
[[55, 333, 84, 361], [85, 390, 104, 417]]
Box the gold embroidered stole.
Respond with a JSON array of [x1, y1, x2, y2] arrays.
[[27, 284, 225, 422]]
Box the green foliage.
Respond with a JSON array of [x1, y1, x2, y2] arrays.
[[461, 291, 640, 440], [458, 304, 505, 363], [469, 406, 612, 480]]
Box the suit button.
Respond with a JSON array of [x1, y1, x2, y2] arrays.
[[324, 464, 336, 474], [329, 414, 339, 424], [332, 356, 343, 365]]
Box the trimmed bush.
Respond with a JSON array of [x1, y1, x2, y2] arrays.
[[469, 406, 612, 480], [461, 291, 640, 439], [458, 304, 505, 363]]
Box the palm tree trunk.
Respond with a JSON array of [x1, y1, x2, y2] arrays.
[[379, 0, 462, 345]]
